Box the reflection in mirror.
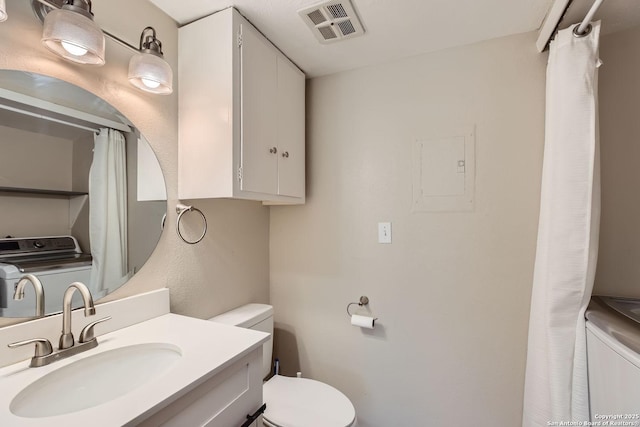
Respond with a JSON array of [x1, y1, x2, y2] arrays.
[[0, 70, 167, 318]]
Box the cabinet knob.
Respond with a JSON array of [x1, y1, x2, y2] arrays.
[[282, 151, 289, 158], [269, 147, 278, 154]]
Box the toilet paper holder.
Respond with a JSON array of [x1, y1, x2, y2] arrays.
[[347, 296, 378, 328], [346, 296, 372, 317]]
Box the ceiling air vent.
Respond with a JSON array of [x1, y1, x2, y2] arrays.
[[299, 0, 365, 44]]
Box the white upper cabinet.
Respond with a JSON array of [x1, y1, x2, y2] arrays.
[[178, 8, 305, 204]]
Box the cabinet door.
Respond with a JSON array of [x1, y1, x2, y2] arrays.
[[276, 56, 305, 198], [239, 23, 278, 195], [136, 348, 263, 427]]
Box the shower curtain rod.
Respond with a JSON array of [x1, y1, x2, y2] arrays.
[[536, 0, 606, 52], [575, 0, 604, 35]]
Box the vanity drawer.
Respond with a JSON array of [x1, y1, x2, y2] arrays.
[[137, 347, 263, 427]]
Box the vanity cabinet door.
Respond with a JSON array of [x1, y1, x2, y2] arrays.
[[137, 348, 263, 427]]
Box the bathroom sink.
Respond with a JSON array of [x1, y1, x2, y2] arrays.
[[10, 342, 181, 418]]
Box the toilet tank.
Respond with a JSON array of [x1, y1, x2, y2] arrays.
[[209, 303, 274, 379]]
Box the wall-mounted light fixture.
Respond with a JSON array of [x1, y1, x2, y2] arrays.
[[128, 27, 173, 95], [41, 0, 105, 65], [0, 0, 8, 22], [32, 0, 173, 95]]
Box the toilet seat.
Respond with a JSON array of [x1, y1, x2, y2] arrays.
[[262, 375, 356, 427]]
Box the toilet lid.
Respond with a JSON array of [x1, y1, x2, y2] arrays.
[[263, 375, 356, 427]]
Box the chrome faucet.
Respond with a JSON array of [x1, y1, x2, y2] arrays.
[[13, 274, 45, 317], [7, 282, 110, 368], [59, 282, 96, 350]]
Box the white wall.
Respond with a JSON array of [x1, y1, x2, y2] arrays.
[[0, 0, 269, 326], [270, 31, 546, 426], [594, 25, 640, 298]]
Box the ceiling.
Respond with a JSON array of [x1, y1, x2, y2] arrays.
[[559, 0, 640, 35], [149, 0, 553, 77], [149, 0, 640, 78]]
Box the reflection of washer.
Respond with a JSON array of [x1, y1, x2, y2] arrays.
[[0, 236, 92, 317], [586, 297, 640, 419]]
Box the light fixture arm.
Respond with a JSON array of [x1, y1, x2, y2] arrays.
[[61, 0, 93, 18], [139, 26, 164, 57]]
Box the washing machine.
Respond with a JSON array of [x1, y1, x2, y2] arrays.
[[586, 296, 640, 420], [0, 236, 92, 317]]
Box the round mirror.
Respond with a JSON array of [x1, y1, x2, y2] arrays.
[[0, 70, 167, 318]]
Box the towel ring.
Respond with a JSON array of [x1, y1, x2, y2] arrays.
[[176, 203, 207, 244]]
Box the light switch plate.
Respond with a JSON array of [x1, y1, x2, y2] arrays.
[[378, 222, 392, 244]]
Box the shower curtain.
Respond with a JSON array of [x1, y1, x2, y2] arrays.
[[89, 128, 129, 297], [522, 22, 601, 426]]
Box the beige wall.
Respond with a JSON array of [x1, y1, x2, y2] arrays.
[[270, 32, 546, 426], [0, 125, 73, 190], [594, 26, 640, 297], [0, 124, 74, 237], [0, 0, 269, 326]]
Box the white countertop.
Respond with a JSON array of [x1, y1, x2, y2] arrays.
[[0, 313, 269, 426]]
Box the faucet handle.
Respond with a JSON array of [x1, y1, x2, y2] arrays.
[[8, 338, 53, 358], [79, 316, 112, 343]]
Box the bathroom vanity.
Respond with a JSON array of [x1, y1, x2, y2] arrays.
[[0, 289, 268, 426]]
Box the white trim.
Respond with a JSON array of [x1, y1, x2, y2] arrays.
[[536, 0, 572, 52], [0, 87, 131, 133]]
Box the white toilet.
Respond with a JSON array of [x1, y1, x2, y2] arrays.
[[210, 304, 357, 427]]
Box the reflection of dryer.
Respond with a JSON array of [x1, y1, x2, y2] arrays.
[[0, 236, 92, 317], [586, 297, 640, 419]]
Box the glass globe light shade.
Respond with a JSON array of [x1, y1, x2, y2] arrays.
[[128, 52, 173, 95], [42, 8, 105, 65]]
